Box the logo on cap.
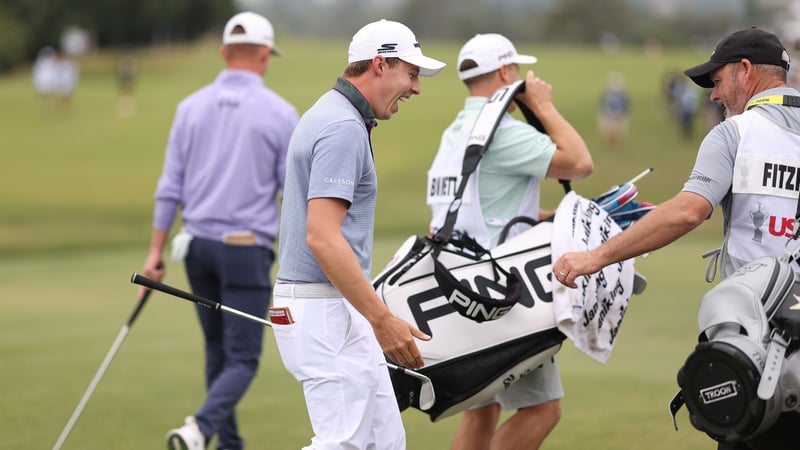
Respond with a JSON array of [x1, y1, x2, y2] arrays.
[[377, 43, 398, 55], [498, 50, 515, 62]]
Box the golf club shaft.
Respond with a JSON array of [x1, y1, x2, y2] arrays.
[[130, 273, 273, 328], [386, 362, 428, 382], [132, 274, 436, 409], [626, 167, 653, 185], [53, 289, 153, 450]]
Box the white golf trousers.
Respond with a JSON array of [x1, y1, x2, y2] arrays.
[[272, 287, 405, 450]]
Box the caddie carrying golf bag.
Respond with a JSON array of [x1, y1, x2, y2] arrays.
[[669, 254, 800, 448], [373, 80, 653, 422]]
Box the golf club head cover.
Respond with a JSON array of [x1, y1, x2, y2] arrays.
[[592, 183, 638, 214], [609, 200, 656, 229]]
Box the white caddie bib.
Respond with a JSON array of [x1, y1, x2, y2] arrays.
[[725, 110, 800, 276]]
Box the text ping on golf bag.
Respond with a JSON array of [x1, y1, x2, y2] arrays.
[[374, 226, 558, 365], [373, 222, 564, 421], [551, 191, 636, 363]]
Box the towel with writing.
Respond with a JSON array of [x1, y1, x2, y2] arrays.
[[551, 191, 635, 363]]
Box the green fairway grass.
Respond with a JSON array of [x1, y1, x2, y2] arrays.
[[1, 36, 722, 449]]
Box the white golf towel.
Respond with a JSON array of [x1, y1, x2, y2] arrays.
[[551, 191, 635, 363]]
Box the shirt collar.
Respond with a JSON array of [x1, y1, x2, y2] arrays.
[[464, 96, 491, 110], [333, 77, 378, 129], [217, 69, 264, 85]]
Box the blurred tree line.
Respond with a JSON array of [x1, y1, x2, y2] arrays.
[[0, 0, 788, 73], [393, 0, 779, 46], [264, 0, 783, 49], [0, 0, 234, 72]]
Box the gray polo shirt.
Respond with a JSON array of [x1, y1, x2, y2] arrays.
[[277, 78, 378, 283], [682, 87, 800, 275]]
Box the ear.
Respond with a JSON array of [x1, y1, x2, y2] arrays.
[[498, 64, 513, 83], [739, 59, 754, 79], [372, 56, 386, 76]]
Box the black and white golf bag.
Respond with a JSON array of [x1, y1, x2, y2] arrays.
[[373, 221, 565, 422], [669, 255, 800, 444]]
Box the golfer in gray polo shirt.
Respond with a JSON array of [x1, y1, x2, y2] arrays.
[[272, 19, 445, 449]]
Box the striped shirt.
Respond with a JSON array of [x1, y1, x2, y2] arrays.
[[277, 78, 378, 283]]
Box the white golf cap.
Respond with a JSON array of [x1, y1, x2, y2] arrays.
[[222, 11, 282, 55], [457, 33, 537, 81], [348, 19, 446, 77]]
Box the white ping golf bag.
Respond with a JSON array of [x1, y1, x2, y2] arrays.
[[669, 254, 800, 445], [373, 80, 651, 422], [373, 221, 565, 421]]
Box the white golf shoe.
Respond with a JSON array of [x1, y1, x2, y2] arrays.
[[166, 416, 205, 450]]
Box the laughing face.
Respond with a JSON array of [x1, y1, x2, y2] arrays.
[[374, 59, 421, 120]]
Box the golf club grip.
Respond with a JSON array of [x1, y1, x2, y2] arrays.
[[130, 273, 219, 310]]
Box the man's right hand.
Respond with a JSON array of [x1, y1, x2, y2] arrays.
[[520, 70, 554, 114], [372, 314, 431, 369], [139, 257, 165, 299]]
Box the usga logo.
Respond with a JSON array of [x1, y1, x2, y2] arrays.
[[700, 381, 738, 404]]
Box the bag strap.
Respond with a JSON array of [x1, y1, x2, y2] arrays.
[[429, 81, 529, 322], [433, 80, 527, 245]]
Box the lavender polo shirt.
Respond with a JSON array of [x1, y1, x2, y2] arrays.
[[153, 69, 298, 248]]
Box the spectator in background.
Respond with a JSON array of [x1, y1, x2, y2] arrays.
[[32, 47, 59, 112], [674, 78, 698, 139], [117, 52, 138, 117], [55, 52, 79, 110], [703, 92, 725, 131], [597, 71, 630, 148], [665, 75, 699, 140]]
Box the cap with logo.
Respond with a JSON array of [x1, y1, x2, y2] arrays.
[[684, 27, 790, 88], [347, 19, 446, 77], [457, 33, 538, 81], [222, 11, 281, 55]]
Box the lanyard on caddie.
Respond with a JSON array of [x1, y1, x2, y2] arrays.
[[745, 94, 800, 110]]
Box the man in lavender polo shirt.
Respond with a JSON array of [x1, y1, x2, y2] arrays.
[[139, 11, 298, 450]]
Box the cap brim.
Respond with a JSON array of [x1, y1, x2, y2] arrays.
[[270, 45, 282, 56], [513, 54, 538, 65], [683, 61, 724, 88], [401, 54, 446, 77]]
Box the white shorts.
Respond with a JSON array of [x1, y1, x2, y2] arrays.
[[272, 284, 405, 450], [472, 357, 564, 411]]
